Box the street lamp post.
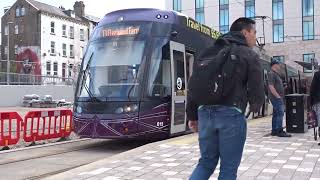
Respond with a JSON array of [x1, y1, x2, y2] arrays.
[[7, 21, 13, 85]]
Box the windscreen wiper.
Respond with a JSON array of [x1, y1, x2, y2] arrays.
[[79, 53, 101, 102]]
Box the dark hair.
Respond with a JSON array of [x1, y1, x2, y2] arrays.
[[230, 17, 256, 32]]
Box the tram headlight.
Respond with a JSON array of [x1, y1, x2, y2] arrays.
[[115, 107, 124, 114], [115, 104, 139, 114], [76, 106, 82, 114]]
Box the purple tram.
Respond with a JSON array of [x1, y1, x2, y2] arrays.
[[73, 8, 219, 139]]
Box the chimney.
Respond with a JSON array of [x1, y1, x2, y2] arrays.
[[4, 6, 11, 14], [59, 6, 65, 11], [74, 1, 85, 17]]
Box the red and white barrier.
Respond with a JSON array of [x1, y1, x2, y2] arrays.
[[0, 112, 22, 147], [23, 110, 73, 142]]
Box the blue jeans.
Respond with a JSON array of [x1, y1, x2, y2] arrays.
[[189, 106, 247, 180], [270, 98, 284, 133]]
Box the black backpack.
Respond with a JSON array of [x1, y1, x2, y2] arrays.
[[187, 41, 239, 105]]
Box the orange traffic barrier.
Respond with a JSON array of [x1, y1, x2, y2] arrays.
[[0, 112, 22, 147], [23, 110, 72, 142]]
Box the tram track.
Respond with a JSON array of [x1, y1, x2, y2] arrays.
[[0, 138, 151, 180], [0, 139, 100, 166]]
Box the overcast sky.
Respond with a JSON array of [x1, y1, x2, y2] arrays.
[[0, 0, 166, 18]]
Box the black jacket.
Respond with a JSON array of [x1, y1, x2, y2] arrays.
[[186, 31, 265, 120], [310, 71, 320, 105]]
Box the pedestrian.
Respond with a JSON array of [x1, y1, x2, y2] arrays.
[[268, 58, 292, 137], [187, 17, 265, 180], [310, 69, 320, 136]]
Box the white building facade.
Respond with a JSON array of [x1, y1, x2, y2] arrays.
[[40, 13, 88, 78], [1, 0, 99, 82], [166, 0, 320, 75]]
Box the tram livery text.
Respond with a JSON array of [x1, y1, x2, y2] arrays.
[[186, 18, 221, 39]]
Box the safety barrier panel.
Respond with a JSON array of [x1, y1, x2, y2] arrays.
[[23, 110, 73, 143], [0, 112, 22, 147]]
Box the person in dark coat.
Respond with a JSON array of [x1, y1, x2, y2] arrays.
[[187, 17, 264, 180], [310, 70, 320, 127]]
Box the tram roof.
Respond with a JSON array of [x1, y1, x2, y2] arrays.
[[99, 8, 180, 25], [98, 8, 221, 39]]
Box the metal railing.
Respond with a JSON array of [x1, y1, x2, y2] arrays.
[[0, 72, 75, 85]]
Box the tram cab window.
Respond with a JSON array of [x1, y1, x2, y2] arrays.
[[78, 40, 145, 98], [148, 41, 171, 98]]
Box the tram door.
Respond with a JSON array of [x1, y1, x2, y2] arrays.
[[169, 41, 187, 134]]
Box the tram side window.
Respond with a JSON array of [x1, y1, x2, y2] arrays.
[[148, 43, 171, 97]]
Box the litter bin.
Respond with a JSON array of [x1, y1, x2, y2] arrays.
[[285, 94, 309, 133]]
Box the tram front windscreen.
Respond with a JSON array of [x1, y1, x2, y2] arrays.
[[77, 39, 146, 100]]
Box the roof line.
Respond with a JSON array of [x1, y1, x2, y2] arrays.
[[25, 0, 39, 10]]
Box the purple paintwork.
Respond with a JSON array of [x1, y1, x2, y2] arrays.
[[73, 103, 170, 139]]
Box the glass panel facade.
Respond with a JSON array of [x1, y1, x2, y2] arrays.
[[245, 0, 255, 18], [273, 56, 285, 63], [303, 53, 315, 73], [303, 21, 314, 40], [195, 0, 205, 24], [273, 24, 284, 42], [303, 0, 313, 16], [173, 0, 182, 12], [302, 0, 314, 40], [273, 0, 284, 43], [219, 0, 229, 34]]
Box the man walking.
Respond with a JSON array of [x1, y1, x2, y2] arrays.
[[187, 18, 265, 180], [268, 59, 291, 137]]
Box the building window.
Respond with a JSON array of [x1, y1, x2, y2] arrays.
[[80, 29, 85, 41], [195, 0, 205, 24], [173, 0, 182, 12], [80, 46, 84, 60], [62, 63, 66, 80], [50, 22, 55, 34], [62, 44, 67, 57], [51, 41, 55, 55], [70, 45, 74, 57], [14, 45, 18, 55], [219, 0, 229, 34], [302, 0, 314, 40], [21, 6, 25, 16], [4, 46, 8, 55], [16, 7, 20, 17], [62, 25, 67, 37], [20, 25, 24, 33], [303, 53, 315, 73], [46, 61, 51, 75], [53, 62, 58, 76], [68, 64, 73, 77], [4, 25, 8, 35], [245, 0, 255, 18], [69, 26, 74, 39], [272, 0, 284, 43], [273, 56, 285, 63], [14, 25, 19, 34]]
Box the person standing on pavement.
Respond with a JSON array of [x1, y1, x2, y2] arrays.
[[268, 59, 291, 137], [187, 18, 265, 180], [310, 70, 320, 130]]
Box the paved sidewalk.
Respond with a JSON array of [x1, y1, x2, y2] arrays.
[[45, 117, 320, 180]]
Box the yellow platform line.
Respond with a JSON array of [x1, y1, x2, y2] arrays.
[[168, 116, 272, 145]]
